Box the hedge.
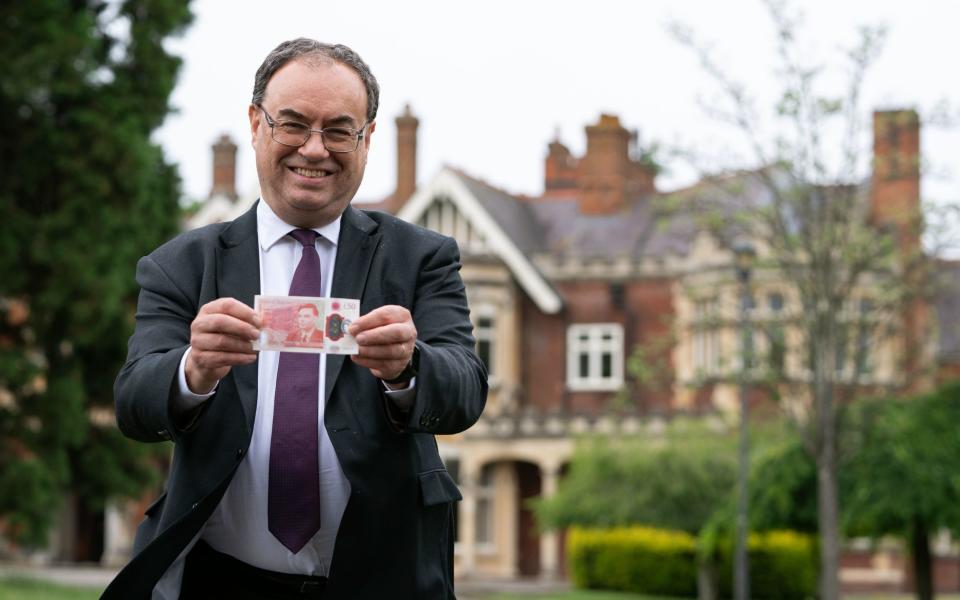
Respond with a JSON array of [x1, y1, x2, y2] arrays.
[[715, 530, 818, 600], [567, 526, 698, 597], [567, 526, 817, 600]]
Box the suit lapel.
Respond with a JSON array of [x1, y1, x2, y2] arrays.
[[216, 203, 261, 430], [326, 206, 381, 401]]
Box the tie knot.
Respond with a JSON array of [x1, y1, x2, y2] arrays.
[[289, 229, 319, 247]]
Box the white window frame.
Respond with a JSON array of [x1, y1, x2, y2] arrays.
[[692, 299, 721, 376], [474, 305, 497, 381], [566, 323, 624, 391], [475, 464, 495, 551]]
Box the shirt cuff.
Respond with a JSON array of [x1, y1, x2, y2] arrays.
[[381, 377, 416, 410], [174, 347, 218, 414]]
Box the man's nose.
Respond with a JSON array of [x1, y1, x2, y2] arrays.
[[298, 132, 330, 160]]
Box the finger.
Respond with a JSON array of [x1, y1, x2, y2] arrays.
[[191, 350, 258, 371], [191, 331, 259, 354], [193, 313, 261, 341], [354, 343, 410, 361], [199, 297, 262, 328], [354, 322, 416, 346], [349, 305, 411, 336], [350, 355, 406, 376]]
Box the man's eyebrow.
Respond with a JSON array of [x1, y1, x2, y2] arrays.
[[275, 108, 361, 128], [276, 108, 310, 121], [323, 115, 362, 128]]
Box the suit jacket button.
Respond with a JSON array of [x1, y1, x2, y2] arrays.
[[236, 448, 244, 460], [191, 502, 199, 510]]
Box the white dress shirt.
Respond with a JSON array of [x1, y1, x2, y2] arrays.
[[199, 200, 349, 575], [154, 201, 413, 598]]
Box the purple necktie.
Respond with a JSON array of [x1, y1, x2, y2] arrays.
[[268, 229, 322, 553]]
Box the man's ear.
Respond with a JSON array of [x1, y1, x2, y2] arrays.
[[364, 120, 376, 150], [248, 104, 260, 147]]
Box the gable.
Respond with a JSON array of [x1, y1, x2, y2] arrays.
[[413, 195, 490, 256], [398, 168, 562, 314]]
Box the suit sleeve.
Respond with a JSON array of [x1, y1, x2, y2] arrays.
[[114, 253, 198, 444], [398, 236, 488, 434]]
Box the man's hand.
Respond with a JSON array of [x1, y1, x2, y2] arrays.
[[185, 298, 261, 394], [349, 305, 417, 387]]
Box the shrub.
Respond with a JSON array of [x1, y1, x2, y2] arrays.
[[567, 526, 698, 598], [715, 530, 818, 600]]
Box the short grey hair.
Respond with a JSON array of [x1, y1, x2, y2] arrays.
[[251, 38, 380, 123]]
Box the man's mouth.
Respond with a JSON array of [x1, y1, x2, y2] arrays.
[[290, 167, 332, 179]]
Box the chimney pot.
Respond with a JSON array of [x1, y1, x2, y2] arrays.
[[393, 104, 419, 212], [870, 109, 920, 252], [210, 134, 238, 201]]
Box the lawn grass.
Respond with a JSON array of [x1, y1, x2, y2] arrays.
[[489, 592, 960, 600], [491, 591, 687, 600], [0, 577, 104, 600]]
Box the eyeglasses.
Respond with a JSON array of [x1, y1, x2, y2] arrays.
[[257, 105, 366, 153]]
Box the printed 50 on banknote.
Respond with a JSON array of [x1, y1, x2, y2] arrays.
[[253, 295, 359, 354]]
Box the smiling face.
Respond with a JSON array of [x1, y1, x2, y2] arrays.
[[249, 58, 375, 228]]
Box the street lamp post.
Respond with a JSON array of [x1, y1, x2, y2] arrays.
[[733, 242, 756, 600]]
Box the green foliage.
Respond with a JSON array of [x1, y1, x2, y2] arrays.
[[843, 381, 960, 538], [714, 530, 819, 600], [568, 526, 816, 600], [567, 526, 698, 598], [748, 435, 818, 533], [0, 0, 192, 546], [535, 424, 736, 534], [0, 457, 62, 547]]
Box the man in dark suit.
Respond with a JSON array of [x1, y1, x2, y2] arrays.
[[105, 38, 487, 599]]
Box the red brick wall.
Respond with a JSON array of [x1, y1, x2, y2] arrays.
[[520, 277, 676, 415]]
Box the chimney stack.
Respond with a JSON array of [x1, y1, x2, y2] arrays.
[[544, 130, 578, 191], [578, 114, 632, 214], [394, 104, 419, 208], [210, 134, 238, 201], [871, 109, 929, 390], [871, 109, 920, 251]]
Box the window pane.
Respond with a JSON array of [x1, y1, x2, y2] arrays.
[[478, 340, 491, 371], [579, 353, 590, 378], [769, 293, 784, 312], [476, 499, 491, 543], [601, 352, 612, 378]]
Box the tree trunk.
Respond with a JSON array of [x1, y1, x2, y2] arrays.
[[911, 519, 934, 600], [814, 322, 841, 600], [816, 446, 841, 600], [697, 556, 717, 600]]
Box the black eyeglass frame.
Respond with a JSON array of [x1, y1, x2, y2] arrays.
[[256, 105, 367, 153]]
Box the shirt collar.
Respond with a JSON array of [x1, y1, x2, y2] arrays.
[[257, 199, 342, 251]]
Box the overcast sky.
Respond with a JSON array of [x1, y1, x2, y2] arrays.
[[155, 0, 959, 213]]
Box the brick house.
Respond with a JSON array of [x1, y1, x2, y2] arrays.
[[374, 107, 959, 589]]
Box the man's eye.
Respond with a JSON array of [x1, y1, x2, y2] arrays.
[[278, 122, 309, 133], [323, 128, 353, 141]]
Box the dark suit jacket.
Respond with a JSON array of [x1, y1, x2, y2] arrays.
[[105, 203, 487, 599]]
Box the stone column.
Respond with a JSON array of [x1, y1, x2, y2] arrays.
[[539, 464, 560, 579], [459, 463, 478, 576], [101, 502, 131, 567]]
